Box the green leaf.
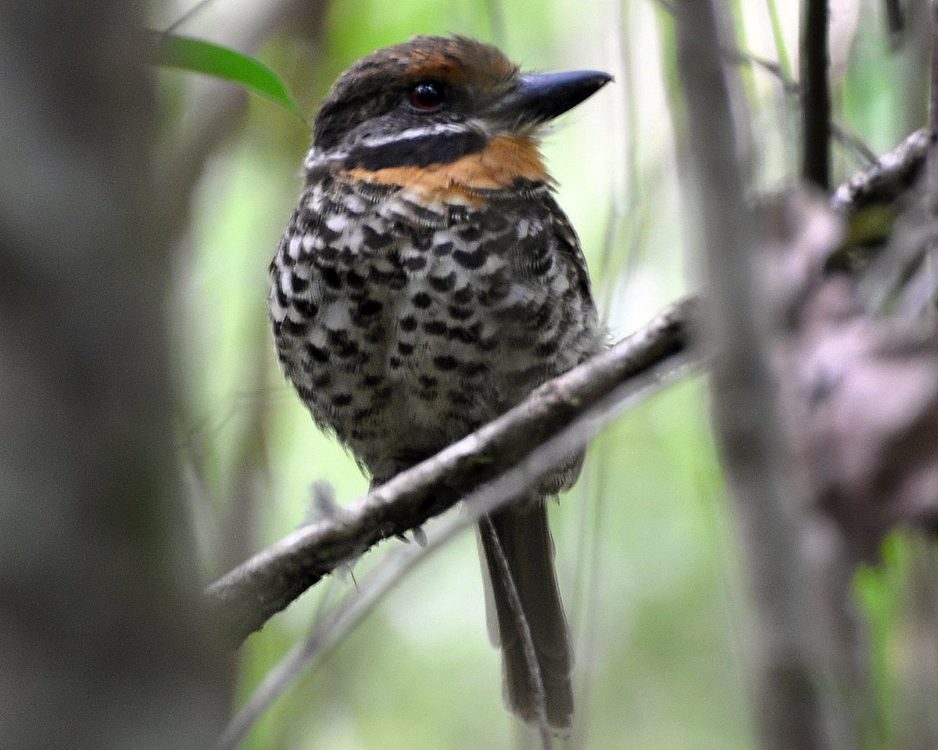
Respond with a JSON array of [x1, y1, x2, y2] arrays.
[[152, 33, 304, 121]]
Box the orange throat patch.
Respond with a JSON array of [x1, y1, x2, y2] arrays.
[[342, 135, 550, 206]]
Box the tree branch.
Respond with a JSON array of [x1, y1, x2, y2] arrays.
[[205, 298, 697, 644], [831, 128, 932, 213]]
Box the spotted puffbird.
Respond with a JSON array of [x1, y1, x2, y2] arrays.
[[269, 35, 610, 728]]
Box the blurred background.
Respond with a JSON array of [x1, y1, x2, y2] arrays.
[[147, 0, 929, 748]]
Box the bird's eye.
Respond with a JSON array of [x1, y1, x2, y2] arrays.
[[408, 81, 445, 111]]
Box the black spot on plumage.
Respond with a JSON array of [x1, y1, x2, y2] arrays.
[[418, 375, 437, 388], [313, 372, 332, 389], [306, 342, 330, 363], [332, 393, 353, 407], [318, 245, 339, 263], [283, 318, 309, 336], [457, 224, 483, 241], [397, 341, 415, 355], [447, 326, 477, 344], [432, 241, 453, 257], [429, 272, 457, 292], [454, 247, 487, 270], [290, 273, 309, 294], [321, 266, 343, 290], [275, 283, 288, 308], [400, 316, 418, 332], [317, 221, 341, 242], [337, 339, 360, 358], [534, 338, 561, 357], [404, 255, 427, 272], [294, 298, 319, 318], [346, 269, 366, 289], [532, 299, 553, 328], [478, 279, 510, 305], [452, 286, 473, 304], [357, 298, 382, 316], [362, 224, 393, 249], [361, 374, 383, 387], [433, 355, 458, 371], [448, 305, 474, 321], [423, 320, 447, 336], [530, 254, 554, 276], [409, 230, 434, 251], [412, 291, 433, 309]]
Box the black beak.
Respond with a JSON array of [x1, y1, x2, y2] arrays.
[[492, 70, 612, 125]]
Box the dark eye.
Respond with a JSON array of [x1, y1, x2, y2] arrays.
[[408, 81, 445, 111]]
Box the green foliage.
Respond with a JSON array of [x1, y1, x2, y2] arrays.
[[154, 33, 303, 120]]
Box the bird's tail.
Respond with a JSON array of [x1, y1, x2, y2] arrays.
[[479, 501, 573, 729]]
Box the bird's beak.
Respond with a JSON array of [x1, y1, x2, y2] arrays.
[[490, 70, 612, 127]]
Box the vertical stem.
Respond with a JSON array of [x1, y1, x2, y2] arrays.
[[0, 3, 227, 748], [929, 0, 938, 319], [765, 0, 792, 80], [884, 0, 905, 43], [931, 1, 938, 135], [675, 1, 839, 748], [801, 0, 831, 189]]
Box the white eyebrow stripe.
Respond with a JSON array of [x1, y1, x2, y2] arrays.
[[356, 122, 469, 150]]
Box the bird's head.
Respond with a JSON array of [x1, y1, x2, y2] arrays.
[[306, 36, 611, 184]]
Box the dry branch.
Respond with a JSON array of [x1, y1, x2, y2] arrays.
[[206, 298, 696, 644], [216, 340, 697, 747]]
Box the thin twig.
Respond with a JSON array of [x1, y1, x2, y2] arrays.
[[724, 47, 876, 164], [884, 0, 905, 46], [831, 128, 932, 213], [657, 1, 878, 166], [162, 0, 217, 35]]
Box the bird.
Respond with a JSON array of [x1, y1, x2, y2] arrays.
[[269, 35, 609, 729]]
